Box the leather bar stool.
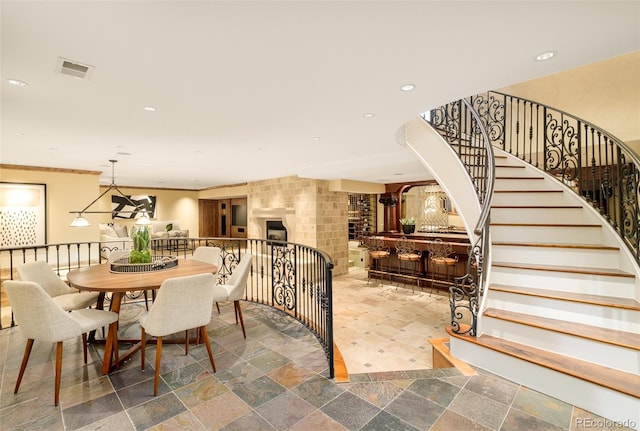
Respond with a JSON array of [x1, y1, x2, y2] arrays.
[[366, 237, 390, 286], [395, 236, 421, 293], [426, 239, 458, 296]]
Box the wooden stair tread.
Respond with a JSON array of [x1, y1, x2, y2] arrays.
[[491, 222, 601, 227], [495, 164, 525, 168], [492, 241, 619, 251], [447, 329, 640, 399], [489, 284, 640, 311], [492, 261, 635, 278], [483, 308, 640, 351]]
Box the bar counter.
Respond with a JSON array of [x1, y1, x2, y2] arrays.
[[366, 230, 472, 291]]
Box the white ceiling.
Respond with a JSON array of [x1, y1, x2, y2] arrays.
[[1, 1, 638, 190]]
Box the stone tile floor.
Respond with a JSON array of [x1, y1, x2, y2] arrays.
[[0, 269, 631, 430]]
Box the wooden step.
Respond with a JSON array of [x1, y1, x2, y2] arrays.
[[492, 242, 618, 251], [492, 261, 635, 278], [495, 164, 525, 168], [489, 284, 640, 311], [483, 308, 640, 351], [447, 328, 640, 399]]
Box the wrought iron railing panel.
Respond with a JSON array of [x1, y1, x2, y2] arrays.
[[0, 237, 335, 378], [484, 91, 640, 264], [423, 100, 495, 336], [426, 90, 638, 335]]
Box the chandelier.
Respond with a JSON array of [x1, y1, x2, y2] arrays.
[[69, 160, 150, 227]]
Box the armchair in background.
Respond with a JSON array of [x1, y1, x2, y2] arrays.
[[100, 223, 132, 259]]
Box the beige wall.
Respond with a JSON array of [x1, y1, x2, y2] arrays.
[[95, 186, 199, 235], [1, 166, 101, 244], [500, 51, 639, 144]]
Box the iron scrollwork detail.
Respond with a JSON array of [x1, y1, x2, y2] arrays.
[[272, 244, 296, 311]]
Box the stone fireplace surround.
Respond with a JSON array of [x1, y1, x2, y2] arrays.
[[251, 207, 296, 243]]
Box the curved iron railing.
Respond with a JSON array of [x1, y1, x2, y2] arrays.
[[479, 91, 640, 265], [0, 237, 335, 378], [424, 99, 495, 336]]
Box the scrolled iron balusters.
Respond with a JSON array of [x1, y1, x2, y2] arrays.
[[449, 239, 482, 336], [272, 244, 296, 311]]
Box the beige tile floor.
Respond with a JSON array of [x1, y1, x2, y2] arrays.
[[334, 267, 451, 374]]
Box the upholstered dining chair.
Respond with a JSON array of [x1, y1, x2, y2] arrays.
[[189, 246, 223, 313], [4, 280, 118, 406], [140, 273, 217, 396], [16, 261, 100, 311], [190, 246, 223, 269], [211, 252, 252, 339]]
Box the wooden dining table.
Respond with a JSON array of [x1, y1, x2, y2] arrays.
[[67, 258, 218, 375]]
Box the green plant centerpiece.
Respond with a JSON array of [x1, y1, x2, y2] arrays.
[[399, 217, 416, 234], [130, 225, 152, 263]]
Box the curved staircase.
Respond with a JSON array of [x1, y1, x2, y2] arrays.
[[448, 150, 640, 427]]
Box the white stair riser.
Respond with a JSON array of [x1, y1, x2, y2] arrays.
[[491, 191, 576, 206], [492, 245, 620, 268], [489, 268, 636, 298], [493, 179, 550, 191], [491, 225, 603, 244], [449, 337, 640, 427], [481, 316, 639, 374], [490, 208, 586, 224], [494, 167, 542, 178], [486, 291, 640, 333]]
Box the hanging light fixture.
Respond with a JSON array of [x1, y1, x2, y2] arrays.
[[69, 160, 147, 227]]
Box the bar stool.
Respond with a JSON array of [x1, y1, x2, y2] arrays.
[[366, 237, 390, 286], [395, 236, 421, 292], [426, 239, 458, 296]]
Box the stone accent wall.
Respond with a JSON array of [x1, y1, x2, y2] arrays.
[[247, 175, 348, 276]]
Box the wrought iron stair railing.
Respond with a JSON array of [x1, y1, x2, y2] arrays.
[[424, 90, 639, 336], [472, 91, 640, 265], [423, 100, 495, 336]]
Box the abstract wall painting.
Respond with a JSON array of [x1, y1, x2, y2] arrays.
[[111, 194, 156, 219], [0, 182, 47, 247]]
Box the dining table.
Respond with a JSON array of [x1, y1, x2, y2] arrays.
[[67, 258, 218, 375]]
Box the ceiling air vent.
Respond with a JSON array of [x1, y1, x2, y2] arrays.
[[56, 57, 94, 80]]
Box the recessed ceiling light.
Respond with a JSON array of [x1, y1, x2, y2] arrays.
[[400, 84, 415, 92], [311, 137, 321, 141], [535, 51, 556, 61], [363, 113, 375, 118], [143, 106, 157, 112], [7, 79, 28, 87], [117, 151, 131, 156]]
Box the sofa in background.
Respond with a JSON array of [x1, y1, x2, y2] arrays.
[[99, 223, 132, 258], [149, 220, 189, 239]]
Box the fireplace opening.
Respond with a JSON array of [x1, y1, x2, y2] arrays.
[[266, 220, 287, 242]]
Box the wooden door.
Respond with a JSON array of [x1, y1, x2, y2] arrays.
[[198, 200, 217, 237]]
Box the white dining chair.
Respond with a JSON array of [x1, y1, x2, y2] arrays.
[[140, 272, 217, 395], [16, 261, 100, 311], [189, 246, 223, 313], [190, 246, 222, 270], [211, 252, 252, 338], [4, 280, 119, 406]]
